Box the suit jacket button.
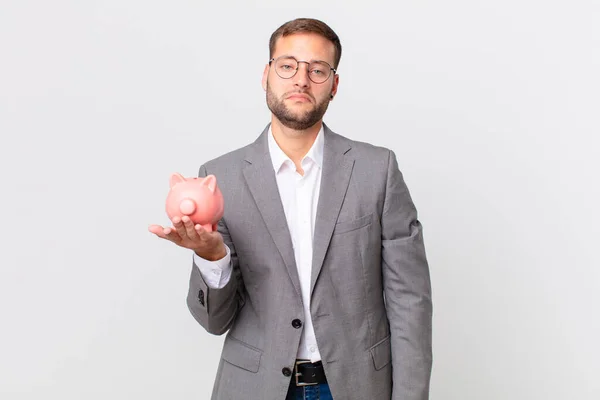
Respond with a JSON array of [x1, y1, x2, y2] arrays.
[[198, 289, 205, 306], [291, 319, 302, 329], [282, 367, 292, 377]]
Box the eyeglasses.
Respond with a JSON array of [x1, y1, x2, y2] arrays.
[[269, 56, 336, 84]]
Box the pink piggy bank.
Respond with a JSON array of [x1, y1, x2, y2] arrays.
[[165, 172, 224, 232]]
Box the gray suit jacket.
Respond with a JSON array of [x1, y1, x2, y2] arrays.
[[186, 123, 432, 400]]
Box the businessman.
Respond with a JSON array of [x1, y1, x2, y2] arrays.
[[149, 18, 432, 400]]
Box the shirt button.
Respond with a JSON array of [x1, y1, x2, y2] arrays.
[[292, 319, 302, 329], [282, 367, 292, 377], [310, 346, 316, 353]]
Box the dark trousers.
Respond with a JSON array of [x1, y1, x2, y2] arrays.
[[286, 377, 333, 399]]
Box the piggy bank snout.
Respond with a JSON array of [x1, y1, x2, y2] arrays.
[[179, 198, 197, 215]]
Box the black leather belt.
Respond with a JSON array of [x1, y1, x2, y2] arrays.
[[293, 360, 327, 386]]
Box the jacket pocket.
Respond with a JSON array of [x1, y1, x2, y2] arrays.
[[222, 335, 262, 373], [369, 334, 391, 370], [333, 213, 373, 235]]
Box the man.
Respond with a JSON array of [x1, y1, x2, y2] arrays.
[[149, 18, 432, 400]]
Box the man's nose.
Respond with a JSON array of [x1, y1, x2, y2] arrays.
[[292, 62, 311, 87]]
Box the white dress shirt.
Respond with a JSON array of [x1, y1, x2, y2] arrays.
[[193, 126, 324, 362]]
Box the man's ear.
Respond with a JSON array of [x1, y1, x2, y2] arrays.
[[261, 64, 269, 91], [330, 73, 340, 98]]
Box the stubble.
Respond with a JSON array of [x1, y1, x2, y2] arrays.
[[266, 83, 330, 131]]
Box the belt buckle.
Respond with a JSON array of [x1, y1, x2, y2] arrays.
[[294, 360, 318, 387]]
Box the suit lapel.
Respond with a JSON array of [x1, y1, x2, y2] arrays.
[[242, 125, 302, 298], [310, 125, 354, 296]]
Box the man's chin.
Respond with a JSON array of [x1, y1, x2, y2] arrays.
[[267, 96, 328, 131], [285, 101, 314, 112], [276, 112, 320, 130], [278, 119, 318, 131]]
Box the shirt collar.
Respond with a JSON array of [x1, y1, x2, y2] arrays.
[[267, 125, 324, 173]]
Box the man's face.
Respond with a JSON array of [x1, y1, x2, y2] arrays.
[[262, 33, 339, 131]]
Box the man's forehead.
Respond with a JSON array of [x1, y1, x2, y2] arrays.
[[272, 33, 335, 62]]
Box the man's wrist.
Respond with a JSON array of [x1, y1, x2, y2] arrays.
[[194, 244, 227, 261]]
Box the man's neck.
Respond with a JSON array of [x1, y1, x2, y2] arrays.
[[270, 118, 321, 166]]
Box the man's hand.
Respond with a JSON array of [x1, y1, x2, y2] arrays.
[[148, 216, 227, 261]]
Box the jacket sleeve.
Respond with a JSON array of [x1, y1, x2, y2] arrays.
[[380, 149, 433, 400], [186, 164, 246, 335]]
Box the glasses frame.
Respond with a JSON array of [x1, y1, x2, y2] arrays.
[[268, 56, 337, 84]]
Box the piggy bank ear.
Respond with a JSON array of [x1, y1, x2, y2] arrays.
[[169, 172, 186, 188], [203, 175, 217, 193]]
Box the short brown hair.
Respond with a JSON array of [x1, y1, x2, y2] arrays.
[[269, 18, 342, 69]]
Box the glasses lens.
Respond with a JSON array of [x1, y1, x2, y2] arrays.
[[274, 57, 298, 79], [308, 61, 331, 83]]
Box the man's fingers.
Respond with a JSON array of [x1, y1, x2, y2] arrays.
[[149, 219, 215, 251], [148, 224, 182, 244], [182, 216, 200, 240], [173, 216, 189, 239], [195, 224, 208, 240], [148, 224, 164, 237], [163, 226, 182, 244]]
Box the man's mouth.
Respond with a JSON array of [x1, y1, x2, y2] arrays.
[[286, 93, 311, 102]]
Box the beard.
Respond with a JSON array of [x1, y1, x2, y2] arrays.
[[266, 83, 330, 131]]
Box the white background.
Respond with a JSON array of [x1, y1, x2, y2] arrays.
[[1, 1, 598, 399]]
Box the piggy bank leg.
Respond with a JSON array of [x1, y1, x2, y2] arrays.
[[201, 223, 214, 233]]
